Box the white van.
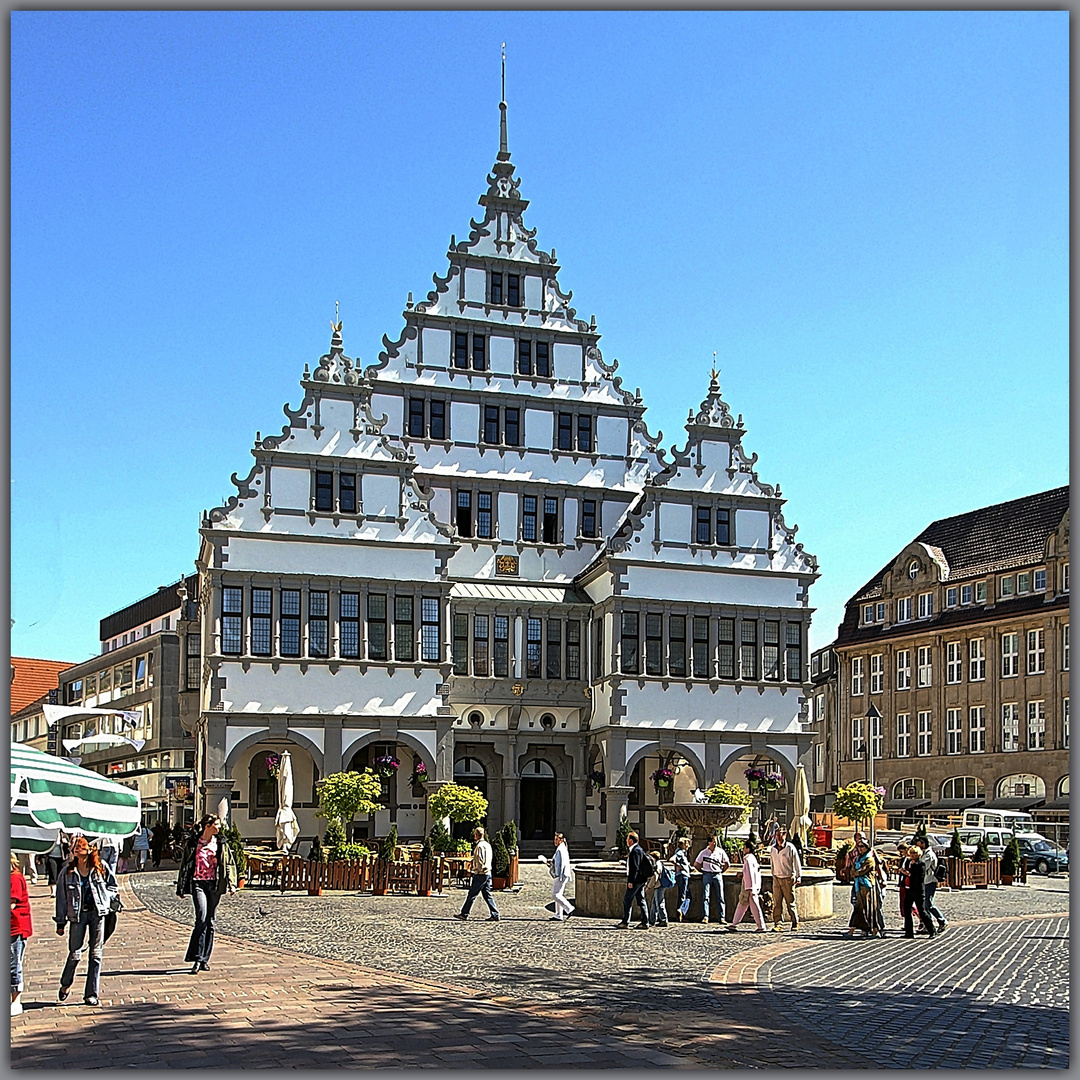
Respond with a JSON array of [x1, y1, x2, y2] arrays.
[[956, 826, 1013, 857], [961, 809, 1036, 833]]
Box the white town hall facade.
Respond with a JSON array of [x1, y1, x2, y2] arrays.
[[188, 99, 820, 852]]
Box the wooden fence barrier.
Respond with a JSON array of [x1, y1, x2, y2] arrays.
[[278, 856, 450, 894]]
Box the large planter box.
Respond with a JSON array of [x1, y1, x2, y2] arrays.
[[945, 856, 1000, 889]]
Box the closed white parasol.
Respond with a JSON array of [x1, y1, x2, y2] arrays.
[[274, 751, 300, 853], [791, 763, 812, 847]]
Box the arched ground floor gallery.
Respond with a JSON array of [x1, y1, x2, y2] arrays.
[[199, 718, 813, 853]]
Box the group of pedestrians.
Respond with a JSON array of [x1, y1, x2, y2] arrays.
[[845, 830, 947, 939], [11, 814, 239, 1013]]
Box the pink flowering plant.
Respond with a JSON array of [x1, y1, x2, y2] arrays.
[[410, 760, 429, 787], [650, 766, 675, 791], [265, 753, 282, 779], [373, 754, 400, 779], [744, 766, 783, 790]]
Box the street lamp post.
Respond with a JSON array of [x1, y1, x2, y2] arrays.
[[865, 703, 882, 845]]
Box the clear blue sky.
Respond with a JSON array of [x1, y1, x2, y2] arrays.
[[11, 10, 1068, 663]]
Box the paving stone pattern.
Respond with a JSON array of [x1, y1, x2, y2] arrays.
[[10, 865, 1068, 1069]]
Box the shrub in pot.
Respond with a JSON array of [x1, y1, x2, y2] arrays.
[[490, 830, 510, 888], [1001, 837, 1020, 883]]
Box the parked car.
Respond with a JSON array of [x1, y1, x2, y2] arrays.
[[1014, 834, 1069, 875], [900, 832, 974, 859]]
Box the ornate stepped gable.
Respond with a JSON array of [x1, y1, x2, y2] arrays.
[[202, 99, 814, 586]]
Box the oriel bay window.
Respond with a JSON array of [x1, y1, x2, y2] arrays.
[[692, 617, 710, 678], [340, 593, 360, 658], [620, 612, 640, 675], [527, 618, 543, 677], [281, 590, 301, 657], [546, 620, 562, 679], [763, 621, 781, 681], [221, 586, 243, 655], [645, 614, 663, 676], [251, 588, 272, 656], [394, 596, 414, 662], [669, 616, 687, 677], [566, 620, 581, 680], [493, 616, 509, 677], [368, 594, 388, 661], [309, 592, 329, 658], [473, 616, 489, 676], [740, 621, 758, 680], [421, 598, 440, 663], [717, 618, 735, 679]]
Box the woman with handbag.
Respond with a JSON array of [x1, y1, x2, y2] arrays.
[[542, 833, 574, 922], [671, 837, 693, 921], [176, 815, 237, 974], [54, 836, 120, 1007]]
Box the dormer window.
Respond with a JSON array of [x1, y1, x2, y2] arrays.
[[896, 597, 912, 622], [917, 592, 933, 619], [908, 560, 919, 579], [695, 506, 735, 546]]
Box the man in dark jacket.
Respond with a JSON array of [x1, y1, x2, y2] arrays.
[[615, 831, 653, 930], [902, 837, 937, 938]]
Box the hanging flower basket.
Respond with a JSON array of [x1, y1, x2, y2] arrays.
[[744, 767, 783, 792], [373, 754, 400, 780], [587, 770, 606, 793], [650, 767, 675, 793], [410, 761, 429, 787], [265, 753, 282, 779]]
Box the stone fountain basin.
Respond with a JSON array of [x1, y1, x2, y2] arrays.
[[572, 861, 834, 922]]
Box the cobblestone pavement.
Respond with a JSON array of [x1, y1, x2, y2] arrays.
[[10, 865, 1068, 1069]]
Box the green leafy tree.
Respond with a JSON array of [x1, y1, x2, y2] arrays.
[[832, 782, 885, 830], [428, 783, 489, 824], [378, 824, 399, 863], [316, 770, 384, 843], [704, 782, 752, 826], [490, 829, 510, 877], [428, 819, 454, 854], [947, 829, 965, 860], [323, 817, 347, 850]]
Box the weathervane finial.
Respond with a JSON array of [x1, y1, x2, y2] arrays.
[[498, 42, 509, 160]]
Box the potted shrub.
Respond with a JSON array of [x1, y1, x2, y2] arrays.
[[501, 821, 519, 885], [970, 837, 991, 889], [372, 825, 398, 896], [417, 836, 436, 896], [315, 770, 384, 857], [615, 810, 634, 857], [490, 829, 511, 890], [220, 821, 248, 888], [428, 820, 454, 855], [1000, 837, 1020, 885]]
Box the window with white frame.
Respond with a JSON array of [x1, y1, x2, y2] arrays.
[[976, 581, 987, 603], [814, 742, 824, 784], [896, 713, 910, 757], [1027, 629, 1045, 675], [968, 637, 985, 681], [850, 656, 864, 696], [942, 775, 983, 800], [814, 693, 824, 724], [863, 604, 874, 625], [870, 710, 883, 759], [1034, 568, 1046, 591], [851, 715, 864, 761], [908, 560, 920, 580], [946, 587, 957, 607], [1063, 624, 1070, 671], [946, 708, 962, 755], [918, 592, 933, 619], [960, 583, 973, 605], [1027, 700, 1046, 750], [1064, 563, 1070, 593], [1001, 633, 1019, 677], [999, 575, 1014, 598], [1017, 572, 1030, 594], [876, 602, 886, 622], [1064, 698, 1069, 749], [896, 597, 913, 622], [969, 706, 986, 753], [917, 645, 933, 688], [870, 653, 883, 694], [916, 711, 932, 756], [896, 650, 911, 691], [1001, 703, 1020, 752], [946, 641, 962, 684]]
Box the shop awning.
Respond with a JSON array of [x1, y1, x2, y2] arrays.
[[917, 799, 985, 814], [1034, 799, 1070, 813], [983, 797, 1046, 811], [883, 799, 931, 812]]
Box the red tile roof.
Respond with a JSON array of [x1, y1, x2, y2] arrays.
[[10, 658, 76, 716]]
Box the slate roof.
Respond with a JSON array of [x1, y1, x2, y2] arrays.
[[852, 486, 1068, 603], [10, 658, 76, 716]]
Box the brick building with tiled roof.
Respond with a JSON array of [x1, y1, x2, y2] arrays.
[[807, 486, 1070, 842]]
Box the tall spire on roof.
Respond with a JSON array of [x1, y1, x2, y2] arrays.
[[498, 42, 510, 162]]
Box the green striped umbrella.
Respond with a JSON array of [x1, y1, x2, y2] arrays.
[[10, 743, 142, 846], [11, 784, 58, 854]]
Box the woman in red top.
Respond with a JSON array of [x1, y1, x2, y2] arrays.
[[176, 815, 237, 975], [10, 852, 33, 1016]]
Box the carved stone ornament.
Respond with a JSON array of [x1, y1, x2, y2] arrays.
[[495, 554, 520, 576]]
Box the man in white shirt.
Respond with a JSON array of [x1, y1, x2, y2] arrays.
[[767, 825, 802, 931], [694, 836, 731, 924], [453, 827, 500, 922]]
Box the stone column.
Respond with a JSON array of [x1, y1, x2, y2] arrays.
[[567, 742, 593, 845], [203, 778, 234, 824], [602, 785, 635, 855]]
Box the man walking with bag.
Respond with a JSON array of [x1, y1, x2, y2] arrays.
[[454, 827, 500, 923], [615, 832, 653, 929]]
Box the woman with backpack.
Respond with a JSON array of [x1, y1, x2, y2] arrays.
[[646, 850, 676, 927]]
